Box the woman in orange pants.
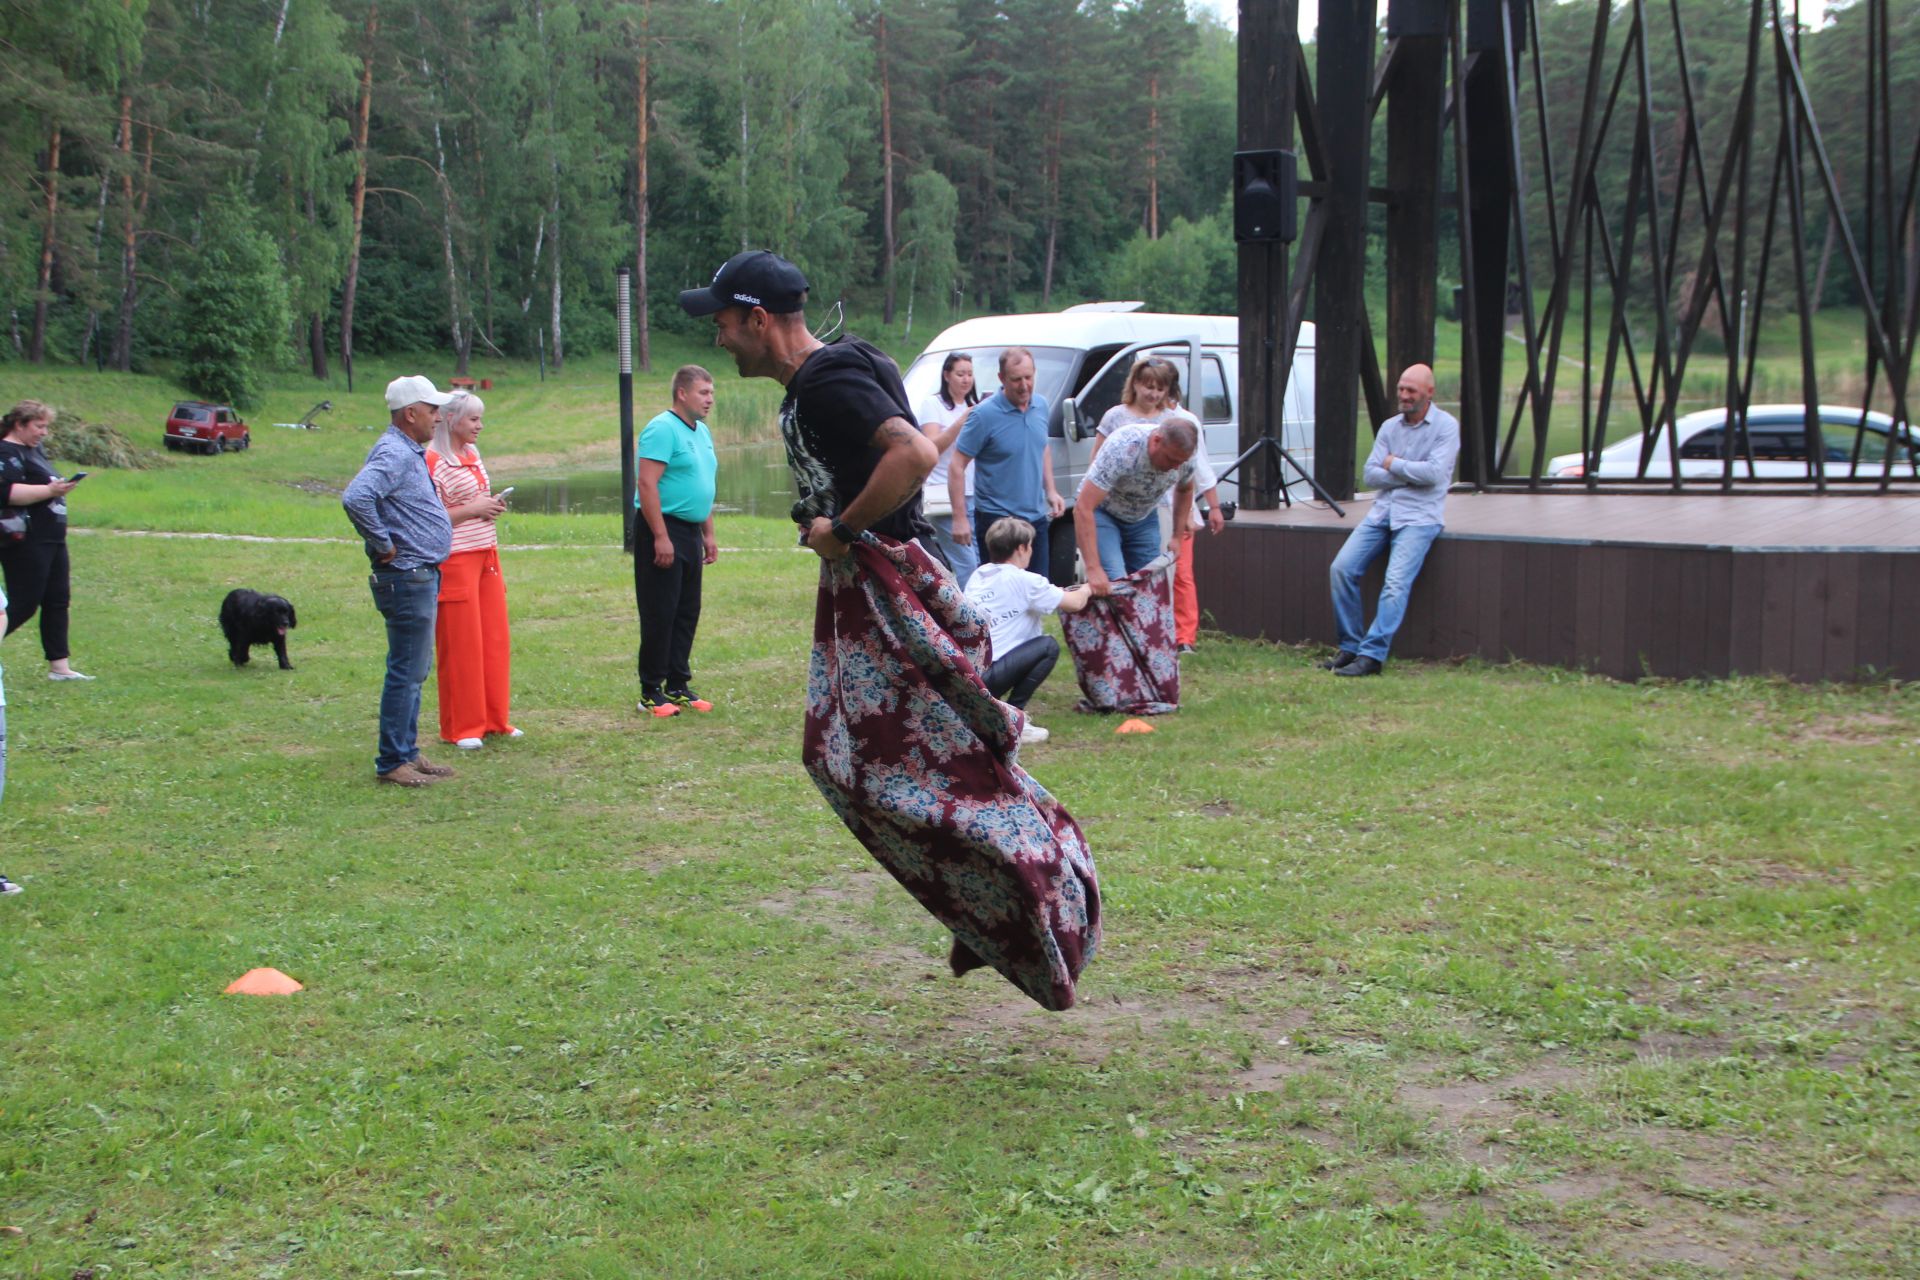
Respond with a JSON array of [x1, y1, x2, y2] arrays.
[[427, 393, 518, 750]]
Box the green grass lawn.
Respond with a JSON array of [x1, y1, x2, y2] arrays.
[[0, 360, 1915, 1277]]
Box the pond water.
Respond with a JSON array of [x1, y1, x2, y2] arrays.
[[502, 439, 793, 517]]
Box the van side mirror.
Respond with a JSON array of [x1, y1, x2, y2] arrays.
[[1061, 397, 1085, 441]]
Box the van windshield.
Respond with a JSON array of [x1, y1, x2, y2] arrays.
[[901, 346, 1078, 417]]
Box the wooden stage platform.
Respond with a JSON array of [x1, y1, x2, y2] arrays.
[[1191, 492, 1920, 682]]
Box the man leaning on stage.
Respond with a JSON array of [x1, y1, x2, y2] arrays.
[[1324, 363, 1460, 678]]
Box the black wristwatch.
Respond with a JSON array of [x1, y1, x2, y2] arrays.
[[830, 519, 860, 547]]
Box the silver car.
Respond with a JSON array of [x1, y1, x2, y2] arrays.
[[1547, 404, 1918, 479]]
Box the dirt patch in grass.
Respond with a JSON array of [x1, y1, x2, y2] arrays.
[[1788, 710, 1908, 745], [1534, 1171, 1624, 1205], [753, 867, 935, 977], [1878, 1193, 1920, 1220], [540, 707, 647, 735], [754, 867, 891, 919], [1396, 1060, 1585, 1166], [281, 478, 344, 498], [1227, 1055, 1319, 1092], [1629, 1030, 1736, 1062]]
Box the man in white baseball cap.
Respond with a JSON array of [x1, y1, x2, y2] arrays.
[[341, 376, 457, 786], [383, 374, 452, 413]]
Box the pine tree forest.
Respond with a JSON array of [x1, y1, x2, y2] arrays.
[[0, 0, 1910, 394]]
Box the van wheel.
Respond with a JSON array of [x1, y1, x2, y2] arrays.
[[238, 434, 250, 451], [1047, 512, 1079, 587], [163, 438, 179, 452], [207, 439, 223, 455]]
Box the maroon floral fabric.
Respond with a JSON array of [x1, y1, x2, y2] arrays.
[[802, 534, 1101, 1011], [1062, 557, 1180, 715]]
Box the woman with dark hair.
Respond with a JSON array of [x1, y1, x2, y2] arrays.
[[917, 351, 982, 585], [0, 400, 90, 681]]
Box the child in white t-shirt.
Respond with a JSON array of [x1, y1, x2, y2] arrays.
[[964, 517, 1091, 744]]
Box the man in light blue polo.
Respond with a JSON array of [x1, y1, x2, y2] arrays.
[[1326, 363, 1460, 678], [634, 364, 720, 717], [343, 375, 457, 785], [947, 347, 1065, 582]]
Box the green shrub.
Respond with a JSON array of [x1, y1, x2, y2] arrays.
[[1106, 211, 1237, 315], [179, 195, 291, 411]]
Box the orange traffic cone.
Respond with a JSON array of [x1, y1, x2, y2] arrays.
[[224, 967, 303, 995], [1116, 718, 1155, 734]]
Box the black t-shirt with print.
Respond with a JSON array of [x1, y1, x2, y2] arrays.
[[779, 336, 933, 544], [0, 440, 68, 543]]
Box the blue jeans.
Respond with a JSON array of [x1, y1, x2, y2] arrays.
[[1093, 507, 1162, 581], [1329, 519, 1442, 662], [369, 566, 439, 774], [926, 508, 980, 589], [971, 503, 1048, 584]]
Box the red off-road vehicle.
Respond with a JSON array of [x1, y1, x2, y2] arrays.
[[164, 402, 250, 455]]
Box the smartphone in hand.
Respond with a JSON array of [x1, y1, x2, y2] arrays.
[[68, 472, 89, 482], [494, 486, 514, 499]]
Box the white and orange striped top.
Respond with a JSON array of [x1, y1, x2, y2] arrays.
[[427, 448, 498, 555]]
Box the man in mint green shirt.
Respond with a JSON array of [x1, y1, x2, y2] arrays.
[[634, 365, 720, 716]]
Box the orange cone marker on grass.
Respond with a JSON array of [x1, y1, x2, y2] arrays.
[[1116, 718, 1155, 734], [224, 967, 303, 995]]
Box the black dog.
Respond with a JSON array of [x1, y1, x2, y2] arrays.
[[220, 589, 298, 669]]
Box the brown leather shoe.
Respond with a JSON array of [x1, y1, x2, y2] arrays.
[[410, 756, 456, 778], [377, 763, 437, 787]]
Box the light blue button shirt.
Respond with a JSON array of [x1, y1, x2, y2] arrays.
[[342, 426, 455, 569], [1363, 405, 1461, 529]]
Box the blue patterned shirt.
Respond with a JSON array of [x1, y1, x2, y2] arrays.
[[342, 426, 454, 569]]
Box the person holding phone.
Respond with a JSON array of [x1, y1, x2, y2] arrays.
[[425, 391, 518, 750], [0, 400, 92, 681]]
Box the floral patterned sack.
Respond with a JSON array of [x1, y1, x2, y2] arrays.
[[1062, 555, 1181, 715], [802, 533, 1101, 1011]]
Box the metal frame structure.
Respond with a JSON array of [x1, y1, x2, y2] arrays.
[[1240, 0, 1919, 505]]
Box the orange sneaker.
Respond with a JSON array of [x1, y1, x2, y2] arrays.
[[638, 691, 680, 718], [666, 687, 713, 713]]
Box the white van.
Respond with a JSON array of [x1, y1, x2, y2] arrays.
[[900, 305, 1317, 582]]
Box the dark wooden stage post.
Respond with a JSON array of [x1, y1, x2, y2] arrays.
[[1313, 0, 1376, 501], [1459, 0, 1521, 488], [1385, 0, 1445, 381], [1237, 0, 1298, 510]]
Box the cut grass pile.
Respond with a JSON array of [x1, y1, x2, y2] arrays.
[[0, 359, 1914, 1278]]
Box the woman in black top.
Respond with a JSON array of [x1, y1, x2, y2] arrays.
[[0, 400, 90, 680]]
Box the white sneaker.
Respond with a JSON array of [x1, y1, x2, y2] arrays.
[[1019, 722, 1051, 745], [0, 875, 22, 896], [456, 737, 484, 750], [48, 669, 95, 681], [505, 727, 524, 739]]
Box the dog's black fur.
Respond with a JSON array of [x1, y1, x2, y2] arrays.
[[220, 589, 298, 669]]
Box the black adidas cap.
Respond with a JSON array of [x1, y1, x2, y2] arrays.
[[678, 250, 810, 317]]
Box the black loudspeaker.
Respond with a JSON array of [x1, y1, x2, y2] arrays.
[[1233, 149, 1297, 244], [1386, 0, 1447, 38]]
